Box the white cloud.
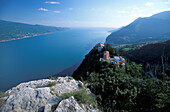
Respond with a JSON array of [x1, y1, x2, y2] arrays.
[[38, 8, 48, 11], [68, 8, 73, 10], [118, 11, 127, 14], [54, 11, 61, 13], [145, 2, 154, 6], [45, 1, 60, 4]]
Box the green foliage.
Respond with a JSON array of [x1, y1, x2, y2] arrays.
[[50, 77, 56, 80], [0, 91, 8, 107], [47, 82, 57, 87], [0, 99, 5, 107], [73, 43, 169, 111], [36, 81, 57, 88], [61, 89, 97, 107], [119, 40, 170, 79], [88, 72, 169, 112], [0, 91, 8, 98]]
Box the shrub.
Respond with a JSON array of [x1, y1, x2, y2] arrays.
[[47, 82, 57, 87], [0, 99, 5, 107], [0, 91, 8, 98], [0, 91, 8, 107], [50, 77, 56, 80], [61, 89, 97, 108], [36, 82, 58, 88]]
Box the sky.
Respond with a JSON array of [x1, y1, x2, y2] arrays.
[[0, 0, 170, 28]]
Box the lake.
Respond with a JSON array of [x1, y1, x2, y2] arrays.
[[0, 28, 112, 91]]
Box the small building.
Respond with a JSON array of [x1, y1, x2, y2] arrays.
[[103, 51, 110, 60], [100, 51, 126, 68], [95, 43, 104, 51]]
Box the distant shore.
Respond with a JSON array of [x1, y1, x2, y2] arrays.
[[0, 30, 68, 43]]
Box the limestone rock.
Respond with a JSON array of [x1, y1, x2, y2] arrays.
[[55, 96, 84, 112], [51, 77, 84, 94], [0, 77, 96, 112], [0, 87, 59, 112], [6, 79, 56, 95], [44, 104, 52, 112]]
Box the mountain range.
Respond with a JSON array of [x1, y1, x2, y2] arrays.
[[0, 20, 67, 42], [106, 11, 170, 46]]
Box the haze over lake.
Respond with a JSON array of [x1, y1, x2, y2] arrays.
[[0, 28, 111, 91]]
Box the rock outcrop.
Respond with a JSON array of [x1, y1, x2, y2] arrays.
[[55, 96, 84, 112], [0, 77, 99, 112]]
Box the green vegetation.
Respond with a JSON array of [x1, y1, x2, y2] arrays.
[[72, 44, 170, 112], [119, 40, 170, 80], [0, 91, 8, 98], [0, 99, 5, 107], [0, 20, 68, 42], [0, 91, 8, 107], [47, 82, 57, 87], [50, 77, 56, 80], [61, 89, 97, 107], [36, 81, 57, 88]]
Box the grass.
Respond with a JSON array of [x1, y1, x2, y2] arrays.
[[67, 76, 74, 80], [47, 82, 57, 87], [50, 77, 56, 80], [0, 91, 8, 107], [61, 89, 97, 108], [0, 99, 5, 107], [36, 81, 58, 88], [0, 91, 8, 98]]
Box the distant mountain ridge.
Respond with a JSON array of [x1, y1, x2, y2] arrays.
[[106, 11, 170, 46], [0, 20, 67, 42]]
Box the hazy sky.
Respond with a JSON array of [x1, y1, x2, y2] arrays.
[[0, 0, 170, 27]]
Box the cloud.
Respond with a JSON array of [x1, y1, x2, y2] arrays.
[[145, 2, 154, 6], [38, 8, 48, 11], [118, 11, 127, 14], [54, 11, 61, 13], [68, 8, 73, 10], [45, 1, 60, 4]]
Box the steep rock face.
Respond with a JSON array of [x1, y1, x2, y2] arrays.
[[0, 77, 97, 112]]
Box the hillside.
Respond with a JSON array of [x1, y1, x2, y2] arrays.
[[72, 43, 169, 111], [0, 20, 67, 42], [119, 40, 170, 78], [106, 11, 170, 46]]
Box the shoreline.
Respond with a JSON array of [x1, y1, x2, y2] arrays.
[[0, 30, 68, 43]]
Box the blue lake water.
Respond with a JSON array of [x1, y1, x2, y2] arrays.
[[0, 28, 111, 91]]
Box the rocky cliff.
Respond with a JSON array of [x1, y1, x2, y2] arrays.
[[0, 77, 99, 112]]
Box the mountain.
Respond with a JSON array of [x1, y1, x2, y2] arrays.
[[0, 20, 67, 42], [119, 40, 170, 78], [106, 11, 170, 46]]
